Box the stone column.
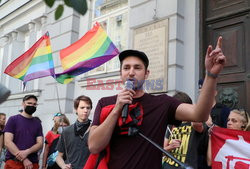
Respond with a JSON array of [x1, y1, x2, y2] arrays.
[[1, 35, 10, 86], [25, 21, 37, 90], [8, 31, 25, 93]]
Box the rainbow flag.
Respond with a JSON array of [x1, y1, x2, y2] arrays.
[[55, 22, 120, 84], [4, 33, 55, 83]]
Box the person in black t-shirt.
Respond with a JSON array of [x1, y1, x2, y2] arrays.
[[163, 92, 208, 169], [88, 37, 226, 169]]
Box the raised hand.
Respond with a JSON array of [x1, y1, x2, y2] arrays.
[[205, 36, 226, 75]]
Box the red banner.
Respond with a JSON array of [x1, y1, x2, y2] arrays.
[[211, 126, 250, 169]]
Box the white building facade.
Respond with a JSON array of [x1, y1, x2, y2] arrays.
[[0, 0, 200, 133]]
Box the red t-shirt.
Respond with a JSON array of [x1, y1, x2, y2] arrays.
[[92, 93, 181, 169]]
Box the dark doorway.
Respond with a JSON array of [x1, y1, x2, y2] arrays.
[[201, 0, 250, 112]]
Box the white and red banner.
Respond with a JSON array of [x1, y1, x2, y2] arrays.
[[211, 126, 250, 169]]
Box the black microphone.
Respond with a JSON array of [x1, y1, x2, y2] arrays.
[[122, 80, 134, 124]]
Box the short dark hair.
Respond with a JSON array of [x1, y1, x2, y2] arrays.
[[173, 91, 193, 104], [119, 50, 149, 69], [23, 95, 38, 102], [74, 95, 92, 110], [0, 113, 6, 117]]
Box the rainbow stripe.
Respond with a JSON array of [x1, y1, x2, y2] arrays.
[[55, 22, 119, 84], [4, 33, 55, 83]]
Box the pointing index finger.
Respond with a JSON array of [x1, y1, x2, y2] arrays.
[[216, 36, 222, 49]]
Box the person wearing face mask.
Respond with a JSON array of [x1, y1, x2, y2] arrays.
[[56, 95, 92, 169], [3, 95, 43, 169], [42, 114, 70, 169]]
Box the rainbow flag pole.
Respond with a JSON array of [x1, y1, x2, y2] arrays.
[[55, 22, 120, 84], [4, 32, 55, 87]]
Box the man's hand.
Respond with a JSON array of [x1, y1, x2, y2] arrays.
[[205, 36, 226, 75], [15, 149, 30, 161], [23, 158, 33, 169], [115, 89, 135, 113], [205, 115, 213, 127], [62, 164, 72, 169], [192, 122, 204, 133]]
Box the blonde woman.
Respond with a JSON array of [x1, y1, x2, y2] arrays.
[[207, 109, 250, 166], [42, 114, 70, 169], [227, 109, 250, 131]]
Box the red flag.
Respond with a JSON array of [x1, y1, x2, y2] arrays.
[[211, 126, 250, 169]]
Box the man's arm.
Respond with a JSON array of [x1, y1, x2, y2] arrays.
[[27, 136, 43, 153], [88, 109, 120, 154], [4, 132, 20, 157], [42, 143, 49, 169], [88, 89, 135, 154], [15, 136, 43, 161], [175, 37, 226, 122], [0, 134, 3, 155], [56, 152, 72, 169], [176, 76, 217, 122]]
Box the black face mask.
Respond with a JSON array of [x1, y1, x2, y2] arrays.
[[24, 106, 36, 115]]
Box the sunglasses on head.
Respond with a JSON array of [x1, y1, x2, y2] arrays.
[[54, 113, 62, 117], [239, 109, 249, 123]]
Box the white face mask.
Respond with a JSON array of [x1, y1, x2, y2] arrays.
[[58, 127, 64, 134]]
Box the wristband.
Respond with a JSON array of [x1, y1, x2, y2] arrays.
[[207, 71, 218, 79]]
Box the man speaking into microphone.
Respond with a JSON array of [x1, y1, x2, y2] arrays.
[[121, 79, 134, 124], [88, 37, 226, 169]]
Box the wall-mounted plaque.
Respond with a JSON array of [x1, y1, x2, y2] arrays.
[[133, 19, 168, 93]]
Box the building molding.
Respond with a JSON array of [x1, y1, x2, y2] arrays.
[[7, 89, 42, 100]]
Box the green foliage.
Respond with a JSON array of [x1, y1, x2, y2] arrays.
[[1, 0, 87, 20], [43, 0, 88, 20], [71, 0, 88, 15], [44, 0, 55, 7], [55, 4, 64, 20], [64, 0, 72, 7]]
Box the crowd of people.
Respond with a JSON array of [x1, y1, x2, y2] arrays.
[[0, 36, 249, 169]]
